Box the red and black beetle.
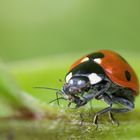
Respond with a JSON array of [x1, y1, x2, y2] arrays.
[[61, 50, 139, 127]]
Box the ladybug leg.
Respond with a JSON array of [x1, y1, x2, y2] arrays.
[[95, 81, 111, 98], [111, 97, 134, 113], [79, 113, 84, 126], [106, 97, 134, 126], [111, 108, 131, 113], [96, 93, 119, 126], [81, 81, 111, 104], [93, 93, 113, 128], [93, 104, 112, 129], [108, 111, 119, 126]]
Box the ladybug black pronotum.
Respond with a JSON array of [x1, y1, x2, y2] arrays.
[[61, 50, 139, 128]]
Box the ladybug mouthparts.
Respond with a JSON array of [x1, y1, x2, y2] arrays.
[[62, 93, 86, 108], [62, 85, 88, 107]]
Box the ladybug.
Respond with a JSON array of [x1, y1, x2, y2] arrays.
[[62, 50, 139, 127]]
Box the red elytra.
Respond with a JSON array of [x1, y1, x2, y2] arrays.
[[69, 50, 139, 96]]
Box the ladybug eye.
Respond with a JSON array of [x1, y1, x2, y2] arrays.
[[68, 76, 89, 88], [69, 79, 74, 85], [78, 80, 85, 86], [69, 79, 82, 86]]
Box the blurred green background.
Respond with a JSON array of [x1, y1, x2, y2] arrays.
[[1, 0, 140, 62], [0, 0, 140, 139]]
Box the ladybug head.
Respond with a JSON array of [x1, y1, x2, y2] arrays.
[[62, 76, 90, 95]]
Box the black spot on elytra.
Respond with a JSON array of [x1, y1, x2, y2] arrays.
[[88, 52, 104, 60], [125, 70, 131, 81]]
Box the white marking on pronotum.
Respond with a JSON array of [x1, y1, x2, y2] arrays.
[[66, 72, 72, 83], [81, 57, 89, 63], [94, 58, 102, 64], [88, 73, 102, 85]]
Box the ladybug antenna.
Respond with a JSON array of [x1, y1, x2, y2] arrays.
[[49, 97, 66, 104], [34, 86, 64, 106], [34, 86, 62, 93]]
